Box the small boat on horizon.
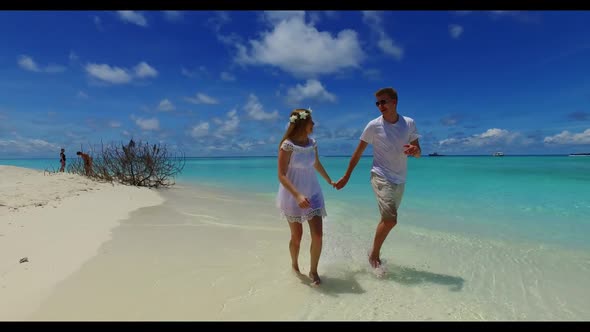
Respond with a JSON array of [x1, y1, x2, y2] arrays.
[[428, 152, 445, 157], [493, 152, 504, 157], [568, 152, 590, 157]]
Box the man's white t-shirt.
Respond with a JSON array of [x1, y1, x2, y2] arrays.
[[360, 115, 420, 184]]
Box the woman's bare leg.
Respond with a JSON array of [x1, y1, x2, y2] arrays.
[[308, 216, 323, 285], [287, 221, 303, 273]]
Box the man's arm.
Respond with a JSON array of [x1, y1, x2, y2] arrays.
[[334, 140, 368, 190], [403, 139, 421, 158]]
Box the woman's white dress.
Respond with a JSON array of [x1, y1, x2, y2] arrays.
[[277, 138, 327, 223]]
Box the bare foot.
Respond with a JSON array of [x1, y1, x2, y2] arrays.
[[368, 254, 386, 277], [309, 271, 321, 286], [292, 264, 301, 274], [368, 254, 382, 269]]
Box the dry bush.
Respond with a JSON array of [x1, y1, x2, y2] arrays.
[[67, 139, 185, 188]]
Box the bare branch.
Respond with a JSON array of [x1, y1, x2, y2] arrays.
[[67, 139, 185, 188]]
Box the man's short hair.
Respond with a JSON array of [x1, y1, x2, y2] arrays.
[[375, 87, 398, 101], [76, 151, 82, 155]]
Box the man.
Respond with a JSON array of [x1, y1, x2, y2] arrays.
[[334, 87, 421, 271], [59, 148, 66, 172], [76, 151, 93, 176]]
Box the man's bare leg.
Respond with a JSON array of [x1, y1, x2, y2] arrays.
[[369, 218, 397, 268]]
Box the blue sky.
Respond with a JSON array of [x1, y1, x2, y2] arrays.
[[0, 10, 589, 157]]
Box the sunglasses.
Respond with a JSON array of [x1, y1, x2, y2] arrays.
[[375, 98, 393, 107]]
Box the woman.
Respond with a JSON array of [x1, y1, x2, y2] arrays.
[[277, 108, 334, 286]]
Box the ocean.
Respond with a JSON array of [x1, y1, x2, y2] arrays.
[[3, 155, 590, 251]]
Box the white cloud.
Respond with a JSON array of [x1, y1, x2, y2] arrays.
[[440, 115, 460, 126], [217, 33, 243, 48], [133, 116, 160, 131], [286, 79, 336, 105], [304, 10, 339, 24], [443, 119, 457, 126], [362, 10, 382, 26], [207, 11, 231, 32], [85, 62, 157, 84], [85, 63, 132, 84], [363, 68, 381, 81], [163, 11, 183, 22], [158, 99, 175, 112], [220, 71, 236, 81], [0, 137, 59, 153], [439, 128, 523, 147], [17, 55, 65, 73], [184, 92, 219, 105], [93, 15, 103, 30], [190, 122, 209, 138], [237, 141, 255, 151], [235, 13, 365, 78], [181, 67, 194, 78], [362, 11, 403, 60], [134, 61, 158, 78], [262, 11, 306, 25], [215, 109, 239, 136], [544, 129, 590, 145], [18, 55, 39, 71], [378, 37, 404, 60], [449, 24, 464, 39], [244, 94, 279, 121], [77, 91, 89, 99], [109, 121, 121, 128], [307, 12, 322, 25], [117, 11, 148, 27], [456, 11, 540, 23], [69, 51, 79, 61]]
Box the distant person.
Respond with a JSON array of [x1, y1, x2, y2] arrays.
[[59, 148, 66, 172], [76, 151, 93, 176], [277, 108, 335, 286], [334, 87, 421, 275]]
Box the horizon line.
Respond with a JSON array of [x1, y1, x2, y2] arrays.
[[0, 153, 580, 160]]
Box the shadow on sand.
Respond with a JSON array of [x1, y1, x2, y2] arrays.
[[292, 263, 464, 296], [382, 263, 465, 291], [295, 271, 366, 297]]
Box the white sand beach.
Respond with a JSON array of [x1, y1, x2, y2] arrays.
[[1, 165, 589, 321], [0, 166, 164, 320]]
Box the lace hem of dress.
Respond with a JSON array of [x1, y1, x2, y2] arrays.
[[281, 207, 327, 223]]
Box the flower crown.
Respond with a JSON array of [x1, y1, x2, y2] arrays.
[[289, 107, 313, 123]]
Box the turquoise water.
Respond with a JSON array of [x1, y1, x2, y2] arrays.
[[3, 156, 590, 250]]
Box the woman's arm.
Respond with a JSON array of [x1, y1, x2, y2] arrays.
[[314, 146, 333, 185]]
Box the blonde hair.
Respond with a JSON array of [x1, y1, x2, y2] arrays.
[[278, 109, 312, 150]]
